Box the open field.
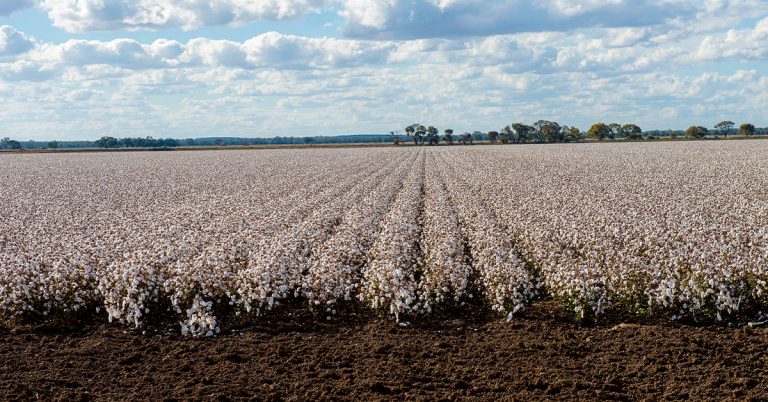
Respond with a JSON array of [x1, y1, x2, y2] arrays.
[[2, 141, 768, 331], [1, 141, 768, 398]]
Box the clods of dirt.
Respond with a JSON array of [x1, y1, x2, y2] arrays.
[[1, 302, 767, 401]]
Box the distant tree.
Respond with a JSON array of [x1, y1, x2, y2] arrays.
[[303, 137, 314, 144], [740, 123, 755, 136], [47, 141, 59, 149], [427, 126, 440, 145], [487, 130, 498, 144], [714, 121, 734, 138], [620, 124, 643, 140], [214, 138, 226, 146], [96, 136, 119, 148], [461, 132, 473, 145], [535, 120, 563, 143], [499, 127, 512, 144], [685, 126, 708, 138], [562, 126, 582, 142], [7, 140, 22, 150], [511, 123, 535, 143], [1, 137, 9, 150], [587, 123, 611, 140], [444, 129, 454, 145], [405, 124, 416, 140], [608, 123, 621, 139], [406, 123, 426, 145], [472, 131, 483, 142], [184, 138, 196, 146]]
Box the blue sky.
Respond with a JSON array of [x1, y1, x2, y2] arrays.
[[1, 0, 767, 140]]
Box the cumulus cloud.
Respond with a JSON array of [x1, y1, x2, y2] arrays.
[[340, 0, 698, 39], [694, 17, 768, 61], [242, 32, 394, 68], [0, 25, 36, 59], [0, 60, 57, 81], [16, 32, 395, 73], [41, 0, 328, 32], [0, 0, 34, 17]]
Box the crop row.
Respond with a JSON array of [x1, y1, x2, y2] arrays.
[[2, 141, 768, 335]]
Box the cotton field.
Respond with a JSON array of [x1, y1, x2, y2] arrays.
[[1, 141, 767, 335]]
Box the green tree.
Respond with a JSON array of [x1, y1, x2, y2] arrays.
[[487, 130, 498, 144], [96, 136, 119, 148], [427, 126, 439, 145], [499, 126, 512, 144], [444, 129, 454, 144], [7, 140, 22, 150], [587, 123, 611, 140], [536, 120, 563, 143], [685, 126, 708, 138], [406, 123, 427, 145], [562, 126, 582, 142], [620, 124, 643, 140], [740, 123, 755, 136], [511, 123, 535, 143], [608, 123, 621, 139], [714, 121, 734, 138], [1, 137, 9, 150], [303, 137, 314, 144], [47, 141, 59, 149]]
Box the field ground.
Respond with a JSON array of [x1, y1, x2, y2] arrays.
[[2, 301, 767, 401], [3, 142, 768, 400]]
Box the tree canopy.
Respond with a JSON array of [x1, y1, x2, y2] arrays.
[[587, 123, 611, 141], [740, 123, 755, 136]]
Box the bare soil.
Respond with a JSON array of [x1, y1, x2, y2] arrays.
[[2, 301, 767, 401]]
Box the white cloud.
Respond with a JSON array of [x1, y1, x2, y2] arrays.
[[41, 0, 328, 32], [694, 17, 768, 61], [340, 0, 699, 39], [0, 25, 36, 59], [0, 60, 57, 81]]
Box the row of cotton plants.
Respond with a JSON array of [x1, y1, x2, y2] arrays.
[[447, 141, 768, 321], [417, 152, 473, 312], [359, 151, 426, 320], [302, 152, 420, 313], [433, 150, 539, 318]]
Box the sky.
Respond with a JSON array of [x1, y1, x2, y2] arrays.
[[0, 1, 767, 141]]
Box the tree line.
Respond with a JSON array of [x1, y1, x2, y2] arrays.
[[0, 122, 764, 151], [392, 121, 762, 145]]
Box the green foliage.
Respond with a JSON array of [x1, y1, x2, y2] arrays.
[[685, 126, 708, 138], [587, 123, 611, 140], [510, 123, 535, 143], [562, 126, 582, 142], [487, 130, 498, 143], [620, 124, 643, 140], [740, 123, 755, 136], [714, 120, 734, 138], [443, 129, 454, 144], [536, 120, 563, 143]]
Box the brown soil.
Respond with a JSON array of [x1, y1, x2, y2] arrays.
[[2, 302, 767, 401]]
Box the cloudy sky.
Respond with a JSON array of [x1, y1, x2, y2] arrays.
[[1, 0, 767, 140]]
